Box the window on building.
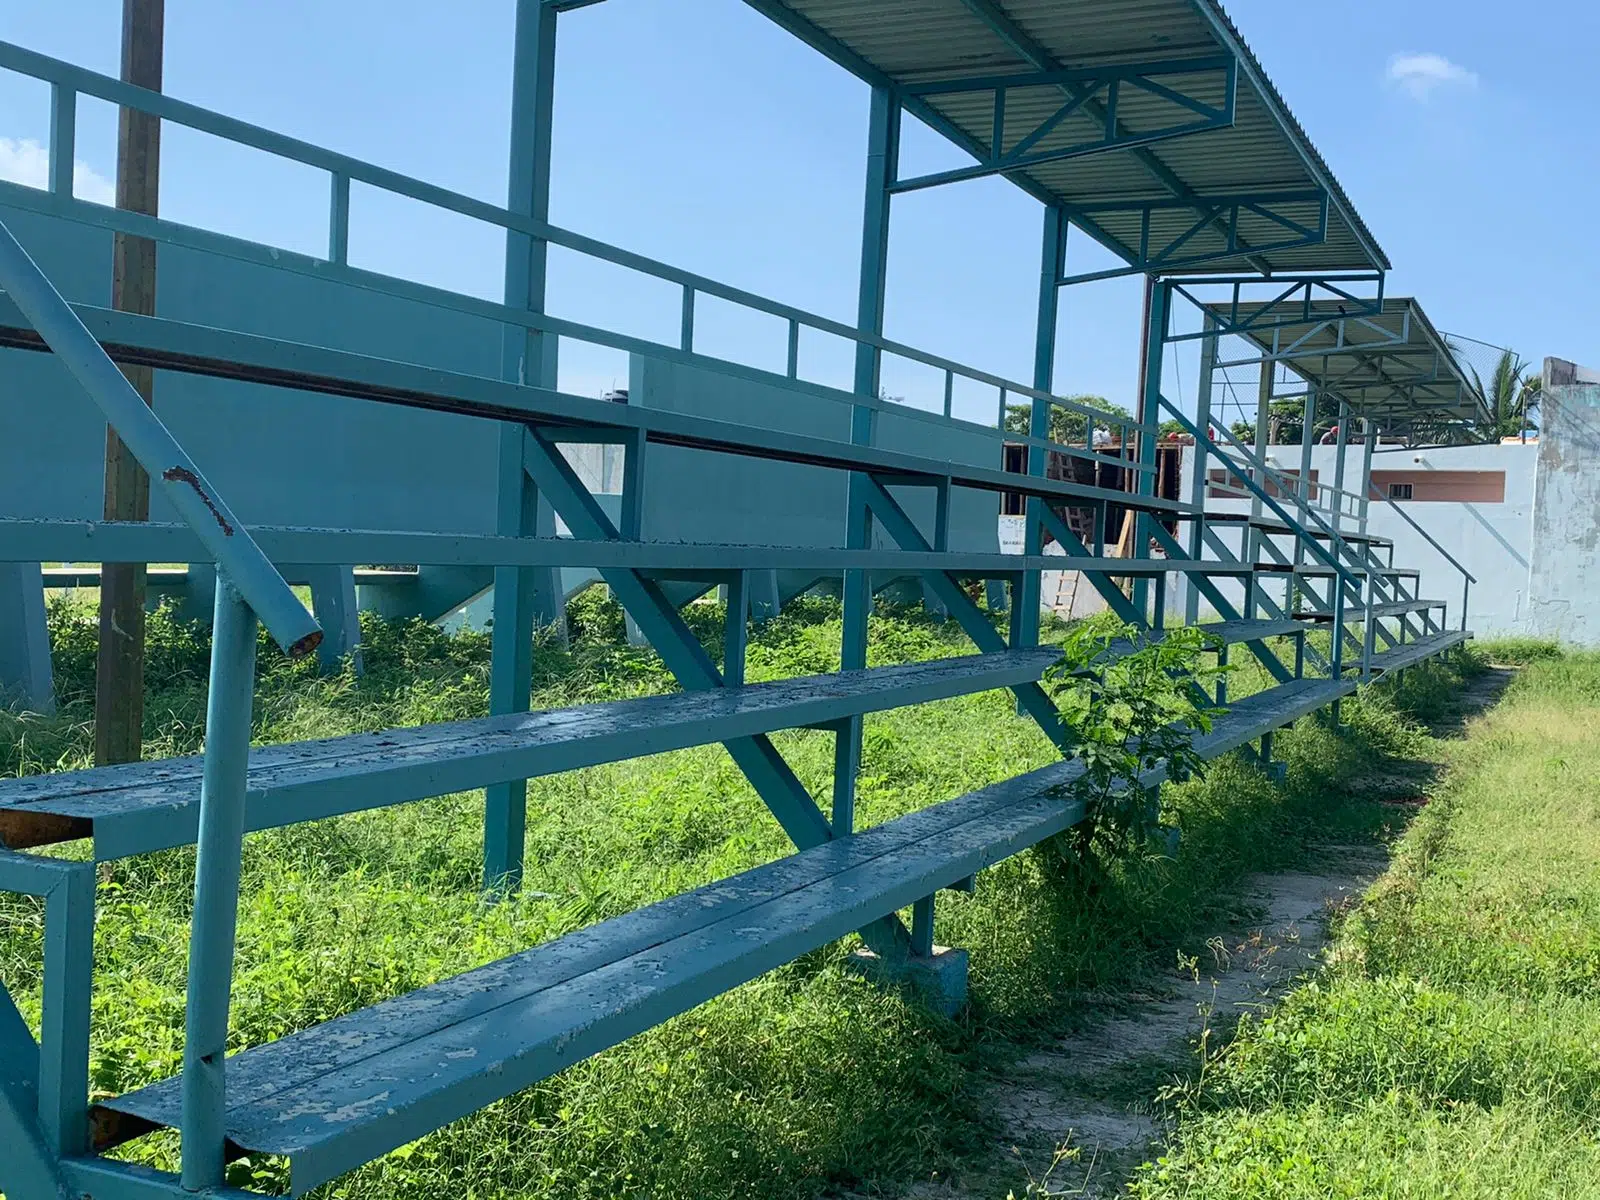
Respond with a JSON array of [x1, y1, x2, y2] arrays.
[[1370, 470, 1506, 503]]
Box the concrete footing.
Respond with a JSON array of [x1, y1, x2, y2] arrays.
[[847, 945, 969, 1017]]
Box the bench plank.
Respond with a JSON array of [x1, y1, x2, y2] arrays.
[[0, 650, 1062, 859], [94, 673, 1359, 1195], [1360, 630, 1469, 675], [99, 761, 1091, 1191]]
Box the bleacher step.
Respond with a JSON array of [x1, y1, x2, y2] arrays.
[[0, 648, 1062, 859], [94, 758, 1092, 1193], [1354, 630, 1470, 675], [92, 672, 1357, 1194]]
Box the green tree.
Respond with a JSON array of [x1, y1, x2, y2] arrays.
[[1004, 393, 1132, 446], [1469, 348, 1541, 441]]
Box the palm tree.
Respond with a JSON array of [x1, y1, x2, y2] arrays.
[[1468, 348, 1542, 441]]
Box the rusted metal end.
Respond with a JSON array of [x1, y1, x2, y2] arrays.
[[0, 809, 92, 850], [160, 465, 234, 535], [287, 628, 325, 660], [90, 1103, 162, 1151]]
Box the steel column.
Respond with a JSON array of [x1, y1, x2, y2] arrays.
[[1018, 205, 1068, 649], [1295, 386, 1317, 572], [1185, 313, 1218, 624], [1358, 417, 1377, 534], [724, 571, 749, 689], [1133, 279, 1170, 617], [179, 578, 258, 1190], [836, 85, 900, 838], [486, 0, 562, 893]]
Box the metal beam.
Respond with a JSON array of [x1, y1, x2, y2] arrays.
[[953, 0, 1271, 273], [1016, 205, 1068, 651], [892, 58, 1236, 194], [486, 0, 566, 894], [1061, 191, 1329, 284]]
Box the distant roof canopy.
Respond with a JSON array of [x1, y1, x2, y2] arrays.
[[748, 0, 1389, 279], [1205, 298, 1491, 425]]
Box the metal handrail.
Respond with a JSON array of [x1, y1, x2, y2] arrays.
[[0, 218, 321, 657], [0, 38, 1159, 456], [1372, 490, 1477, 585], [1157, 397, 1362, 593]]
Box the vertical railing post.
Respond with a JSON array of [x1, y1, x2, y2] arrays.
[[1249, 356, 1273, 567], [834, 83, 899, 840], [1331, 399, 1351, 535], [327, 171, 350, 265], [724, 571, 748, 689], [49, 84, 77, 197], [1018, 205, 1068, 650], [486, 0, 562, 894], [1185, 313, 1218, 625], [179, 577, 258, 1190], [39, 863, 94, 1157]]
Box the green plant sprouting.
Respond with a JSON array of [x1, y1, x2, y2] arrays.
[[1046, 619, 1229, 861]]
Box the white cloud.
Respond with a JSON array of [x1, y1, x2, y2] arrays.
[[1387, 52, 1479, 101], [0, 136, 116, 205]]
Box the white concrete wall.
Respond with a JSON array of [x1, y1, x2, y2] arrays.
[[1177, 442, 1541, 636]]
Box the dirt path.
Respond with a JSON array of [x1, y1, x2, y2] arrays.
[[907, 848, 1389, 1199], [899, 668, 1518, 1199]]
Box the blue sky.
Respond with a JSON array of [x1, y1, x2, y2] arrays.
[[0, 0, 1588, 421]]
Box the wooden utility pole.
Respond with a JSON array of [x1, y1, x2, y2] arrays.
[[95, 0, 164, 766]]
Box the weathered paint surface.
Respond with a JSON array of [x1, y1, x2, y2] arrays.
[[1527, 367, 1600, 644], [0, 648, 1063, 858]]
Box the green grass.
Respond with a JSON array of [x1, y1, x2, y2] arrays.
[[1, 594, 1453, 1199], [1131, 649, 1600, 1200]]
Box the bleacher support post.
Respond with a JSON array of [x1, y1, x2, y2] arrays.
[[1018, 205, 1069, 647], [179, 578, 258, 1189], [1332, 399, 1351, 533], [0, 563, 53, 713], [1358, 417, 1377, 535], [485, 0, 564, 894], [1249, 357, 1273, 569], [1133, 279, 1171, 618], [835, 84, 899, 841]]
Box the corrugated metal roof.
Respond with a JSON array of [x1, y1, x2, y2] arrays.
[[1207, 298, 1491, 423], [749, 0, 1388, 276]]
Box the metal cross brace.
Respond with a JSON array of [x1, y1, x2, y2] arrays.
[[519, 427, 914, 958], [857, 476, 1071, 755]]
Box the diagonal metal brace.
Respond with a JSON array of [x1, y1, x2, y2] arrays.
[[521, 427, 833, 849], [1033, 503, 1145, 625], [521, 429, 914, 961], [859, 477, 1071, 755], [1147, 524, 1298, 683]]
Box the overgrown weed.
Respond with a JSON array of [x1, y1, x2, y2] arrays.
[[0, 592, 1454, 1198]]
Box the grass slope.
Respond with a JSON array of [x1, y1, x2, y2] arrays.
[[1132, 645, 1600, 1200], [1, 594, 1446, 1199]]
